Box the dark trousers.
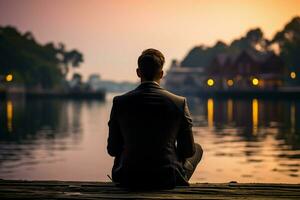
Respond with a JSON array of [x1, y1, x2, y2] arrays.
[[112, 143, 203, 186], [182, 143, 203, 180]]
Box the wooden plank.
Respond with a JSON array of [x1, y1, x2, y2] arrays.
[[0, 180, 299, 199]]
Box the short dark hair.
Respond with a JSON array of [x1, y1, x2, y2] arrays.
[[137, 48, 165, 80]]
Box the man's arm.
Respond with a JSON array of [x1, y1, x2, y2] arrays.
[[177, 98, 195, 159], [107, 97, 123, 157]]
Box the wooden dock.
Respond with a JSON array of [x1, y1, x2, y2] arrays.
[[0, 180, 300, 199]]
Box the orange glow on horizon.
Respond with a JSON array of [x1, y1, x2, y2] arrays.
[[0, 0, 300, 81]]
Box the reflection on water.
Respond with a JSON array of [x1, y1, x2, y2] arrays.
[[227, 99, 233, 123], [189, 97, 300, 183], [291, 102, 296, 134], [0, 98, 112, 181], [207, 98, 214, 128], [0, 94, 299, 183], [252, 99, 258, 135], [6, 101, 13, 133]]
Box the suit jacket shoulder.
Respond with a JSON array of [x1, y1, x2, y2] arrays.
[[113, 85, 188, 121], [157, 88, 186, 113]]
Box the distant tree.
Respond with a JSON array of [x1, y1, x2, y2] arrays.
[[181, 27, 273, 68], [72, 73, 82, 83], [272, 16, 300, 84], [229, 28, 269, 53], [62, 49, 84, 76], [273, 17, 300, 44], [0, 26, 84, 88], [57, 43, 84, 77], [181, 41, 228, 67], [69, 73, 82, 91]]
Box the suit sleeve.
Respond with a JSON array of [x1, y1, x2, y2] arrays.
[[177, 98, 195, 159], [107, 97, 123, 157]]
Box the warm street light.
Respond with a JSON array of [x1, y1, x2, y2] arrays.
[[207, 78, 214, 87], [227, 79, 234, 86], [6, 74, 13, 82], [252, 78, 259, 86], [290, 71, 296, 79]]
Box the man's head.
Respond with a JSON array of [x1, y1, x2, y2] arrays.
[[137, 48, 165, 82]]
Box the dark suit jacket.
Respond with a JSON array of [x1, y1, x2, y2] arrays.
[[107, 81, 195, 188]]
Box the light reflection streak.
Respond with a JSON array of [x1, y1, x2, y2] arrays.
[[207, 98, 214, 128], [7, 100, 13, 132], [291, 102, 295, 134], [252, 98, 258, 135], [227, 99, 233, 123]]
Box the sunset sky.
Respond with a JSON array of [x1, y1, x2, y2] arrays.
[[1, 0, 300, 82]]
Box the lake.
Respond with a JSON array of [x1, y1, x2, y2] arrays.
[[0, 93, 299, 183]]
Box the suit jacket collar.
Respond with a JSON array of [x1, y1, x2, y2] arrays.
[[137, 81, 162, 90]]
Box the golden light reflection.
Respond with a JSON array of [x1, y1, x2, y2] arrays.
[[291, 102, 295, 134], [207, 98, 214, 128], [252, 98, 258, 135], [7, 100, 13, 132], [227, 99, 233, 123]]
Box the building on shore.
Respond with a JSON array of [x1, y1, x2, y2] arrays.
[[86, 74, 138, 93], [163, 50, 286, 94], [162, 60, 208, 95], [207, 50, 285, 90]]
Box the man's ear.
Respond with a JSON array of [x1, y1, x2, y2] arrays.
[[136, 68, 141, 78], [159, 70, 164, 79]]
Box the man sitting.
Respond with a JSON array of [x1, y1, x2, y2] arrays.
[[107, 48, 203, 189]]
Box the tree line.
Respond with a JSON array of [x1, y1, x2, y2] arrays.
[[181, 16, 300, 83], [0, 26, 84, 89]]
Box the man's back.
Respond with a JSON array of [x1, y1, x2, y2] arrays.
[[107, 82, 195, 188], [107, 48, 202, 189]]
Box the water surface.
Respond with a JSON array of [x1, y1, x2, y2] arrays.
[[0, 93, 299, 183]]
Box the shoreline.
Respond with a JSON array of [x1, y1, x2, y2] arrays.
[[197, 90, 300, 99], [168, 89, 300, 99], [0, 90, 106, 100]]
